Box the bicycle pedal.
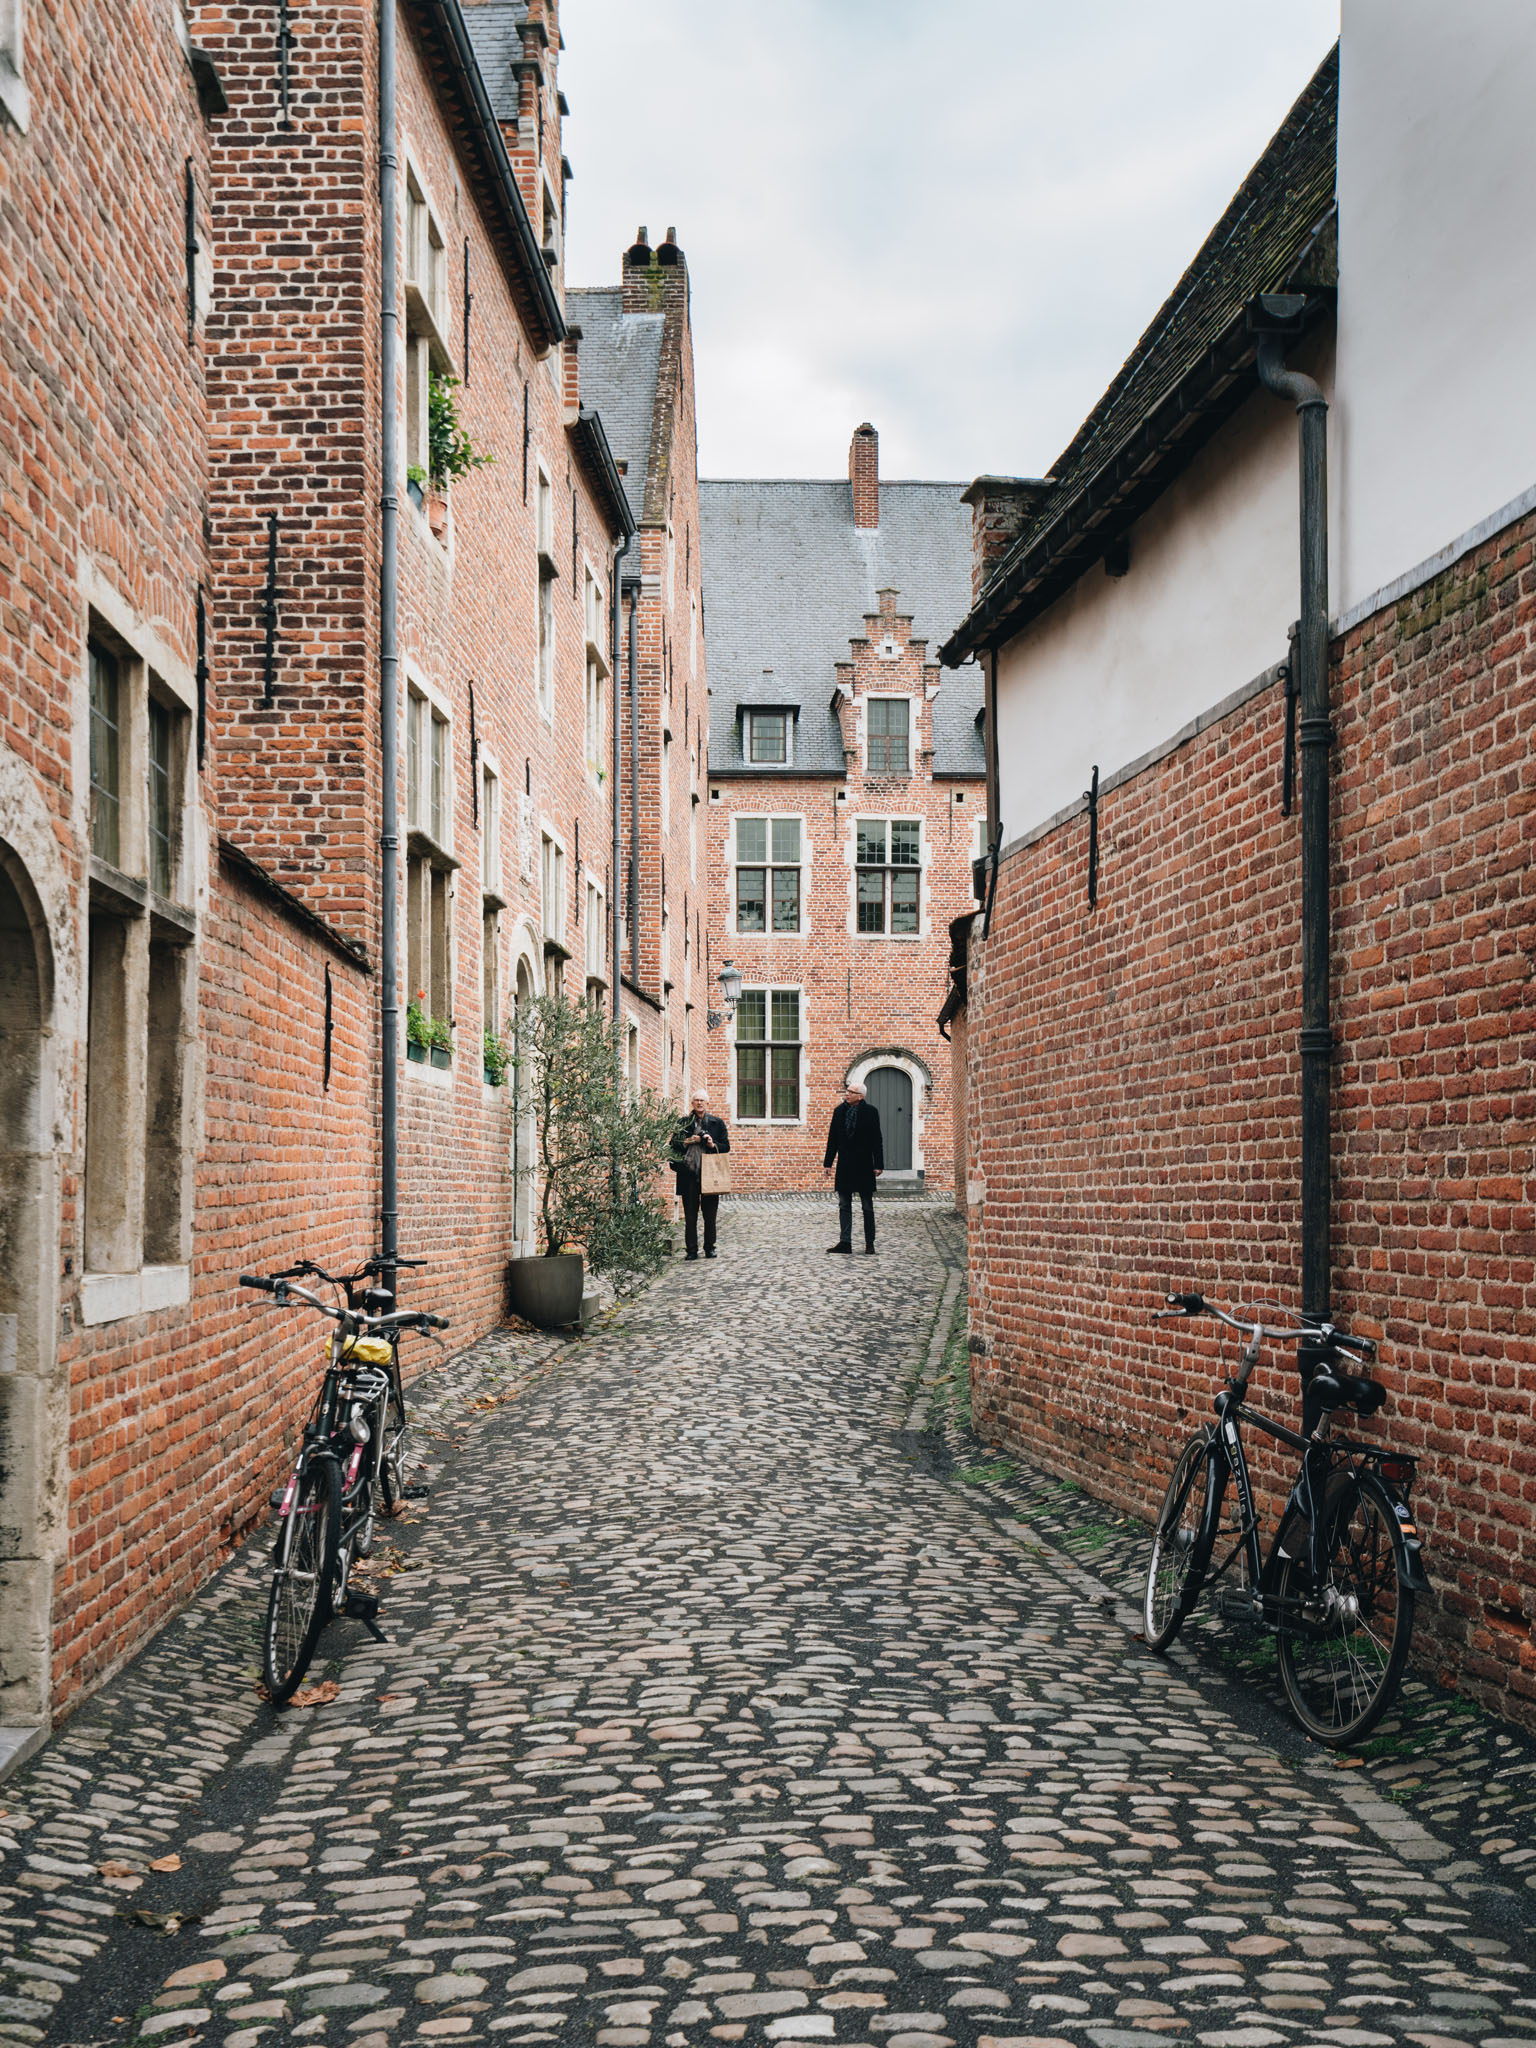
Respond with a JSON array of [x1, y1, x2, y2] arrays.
[[343, 1589, 380, 1623], [1216, 1588, 1263, 1625], [269, 1489, 285, 1509]]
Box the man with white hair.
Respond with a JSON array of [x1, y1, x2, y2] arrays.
[[670, 1088, 730, 1261], [823, 1080, 884, 1255]]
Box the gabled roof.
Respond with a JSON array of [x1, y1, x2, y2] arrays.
[[944, 43, 1338, 665], [699, 479, 985, 778], [458, 0, 529, 122], [566, 287, 666, 520]]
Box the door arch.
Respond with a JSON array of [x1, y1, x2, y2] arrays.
[[0, 844, 57, 1725], [865, 1064, 913, 1172]]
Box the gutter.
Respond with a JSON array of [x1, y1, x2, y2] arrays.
[[570, 406, 635, 544], [379, 0, 401, 1274], [409, 0, 565, 353]]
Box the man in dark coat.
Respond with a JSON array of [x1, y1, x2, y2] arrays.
[[670, 1089, 730, 1260], [823, 1081, 883, 1254]]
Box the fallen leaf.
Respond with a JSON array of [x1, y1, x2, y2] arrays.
[[292, 1680, 340, 1707], [148, 1854, 181, 1872], [1334, 1756, 1367, 1768], [99, 1860, 139, 1879]]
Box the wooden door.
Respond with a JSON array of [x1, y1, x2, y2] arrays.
[[866, 1065, 912, 1171]]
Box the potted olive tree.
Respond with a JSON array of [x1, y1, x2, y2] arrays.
[[408, 371, 491, 540], [505, 993, 676, 1327]]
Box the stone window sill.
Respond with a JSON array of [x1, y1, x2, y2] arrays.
[[79, 1265, 190, 1328]]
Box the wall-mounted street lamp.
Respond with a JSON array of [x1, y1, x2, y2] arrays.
[[709, 957, 743, 1032]]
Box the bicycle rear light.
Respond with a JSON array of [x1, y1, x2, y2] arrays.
[[1380, 1458, 1413, 1485]]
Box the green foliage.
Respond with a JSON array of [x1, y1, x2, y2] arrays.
[[483, 1029, 511, 1086], [428, 372, 491, 489], [516, 993, 677, 1289], [407, 991, 451, 1051]]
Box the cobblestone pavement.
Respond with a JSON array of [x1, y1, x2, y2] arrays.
[[2, 1206, 1533, 2048]]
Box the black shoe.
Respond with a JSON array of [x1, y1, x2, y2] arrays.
[[827, 1244, 853, 1254], [865, 1245, 877, 1255], [685, 1251, 699, 1261], [704, 1249, 716, 1259]]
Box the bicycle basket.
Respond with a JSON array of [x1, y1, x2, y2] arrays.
[[338, 1336, 394, 1366]]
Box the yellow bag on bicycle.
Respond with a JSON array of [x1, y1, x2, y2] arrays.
[[338, 1336, 394, 1365]]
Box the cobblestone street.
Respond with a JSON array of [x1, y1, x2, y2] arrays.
[[3, 1207, 1533, 2048]]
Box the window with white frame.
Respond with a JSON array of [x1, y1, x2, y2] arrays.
[[856, 817, 920, 935], [404, 166, 449, 496], [735, 987, 801, 1122], [585, 877, 605, 988], [481, 763, 501, 1034], [735, 816, 800, 933], [626, 1019, 640, 1098], [661, 733, 671, 835], [744, 709, 790, 765], [585, 660, 603, 771], [406, 684, 454, 1039], [583, 566, 606, 771], [536, 466, 556, 717], [866, 697, 909, 775], [540, 831, 566, 947]]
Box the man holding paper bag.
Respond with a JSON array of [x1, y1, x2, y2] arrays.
[[671, 1090, 731, 1261]]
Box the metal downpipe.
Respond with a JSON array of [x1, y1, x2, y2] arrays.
[[626, 570, 640, 989], [1257, 335, 1330, 1321], [610, 536, 630, 1038], [379, 0, 401, 1274]]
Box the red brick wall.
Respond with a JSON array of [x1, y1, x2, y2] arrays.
[[706, 592, 984, 1191], [966, 507, 1536, 1722]]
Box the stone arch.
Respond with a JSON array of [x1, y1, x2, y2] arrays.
[[0, 838, 63, 1733], [508, 917, 543, 1249], [845, 1045, 933, 1178]]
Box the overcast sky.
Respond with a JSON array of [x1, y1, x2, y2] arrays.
[[561, 0, 1339, 483]]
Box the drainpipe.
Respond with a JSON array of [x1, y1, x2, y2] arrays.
[[610, 535, 630, 1037], [625, 569, 641, 989], [1256, 314, 1330, 1323], [378, 0, 400, 1277]]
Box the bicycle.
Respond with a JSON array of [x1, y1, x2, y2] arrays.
[[1144, 1291, 1430, 1746], [240, 1259, 448, 1705]]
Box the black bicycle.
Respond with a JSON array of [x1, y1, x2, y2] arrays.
[[240, 1259, 448, 1704], [1144, 1291, 1430, 1746]]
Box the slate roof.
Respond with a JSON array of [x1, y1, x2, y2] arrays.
[[945, 42, 1338, 663], [566, 288, 665, 517], [699, 480, 985, 778], [459, 1, 529, 124]]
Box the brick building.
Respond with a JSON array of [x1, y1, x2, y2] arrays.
[[700, 429, 983, 1195], [944, 8, 1536, 1722], [0, 0, 699, 1736], [571, 227, 709, 1108]]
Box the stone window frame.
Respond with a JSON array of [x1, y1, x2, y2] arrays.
[[401, 150, 454, 520], [852, 814, 924, 941], [0, 0, 29, 134], [733, 812, 805, 938], [77, 574, 200, 1328], [404, 671, 458, 1073], [863, 693, 913, 776], [582, 557, 607, 775], [733, 983, 805, 1127], [535, 461, 557, 723], [583, 871, 606, 993], [480, 750, 505, 1044], [539, 824, 568, 955]]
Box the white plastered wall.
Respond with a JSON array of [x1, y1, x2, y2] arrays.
[[1335, 0, 1536, 612], [995, 334, 1334, 846]]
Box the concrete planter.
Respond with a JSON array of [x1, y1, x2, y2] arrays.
[[505, 1251, 585, 1329], [429, 1043, 452, 1070], [406, 1039, 427, 1064]]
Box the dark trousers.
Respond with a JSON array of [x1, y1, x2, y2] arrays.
[[680, 1178, 719, 1256], [838, 1188, 876, 1249]]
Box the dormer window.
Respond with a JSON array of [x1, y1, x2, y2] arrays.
[[866, 697, 909, 776], [745, 710, 790, 765]]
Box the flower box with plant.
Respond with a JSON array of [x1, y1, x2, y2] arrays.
[[484, 1028, 511, 1088], [505, 993, 677, 1325], [408, 372, 491, 540], [407, 991, 453, 1068]]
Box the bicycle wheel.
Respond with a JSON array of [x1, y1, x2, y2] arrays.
[[1276, 1471, 1413, 1746], [1145, 1431, 1222, 1651], [263, 1455, 340, 1706], [378, 1381, 410, 1516]]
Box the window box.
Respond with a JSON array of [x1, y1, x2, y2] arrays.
[[430, 1043, 452, 1070], [407, 1039, 428, 1065]]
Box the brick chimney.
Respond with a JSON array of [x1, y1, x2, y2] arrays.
[[623, 225, 688, 314], [849, 423, 878, 530], [960, 475, 1053, 603]]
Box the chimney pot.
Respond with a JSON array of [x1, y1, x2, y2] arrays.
[[849, 423, 879, 530]]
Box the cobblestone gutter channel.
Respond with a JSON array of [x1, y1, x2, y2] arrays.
[[0, 1206, 1530, 2048]]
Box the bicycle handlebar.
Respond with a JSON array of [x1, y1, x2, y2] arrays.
[[1158, 1289, 1377, 1363], [239, 1274, 447, 1334]]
